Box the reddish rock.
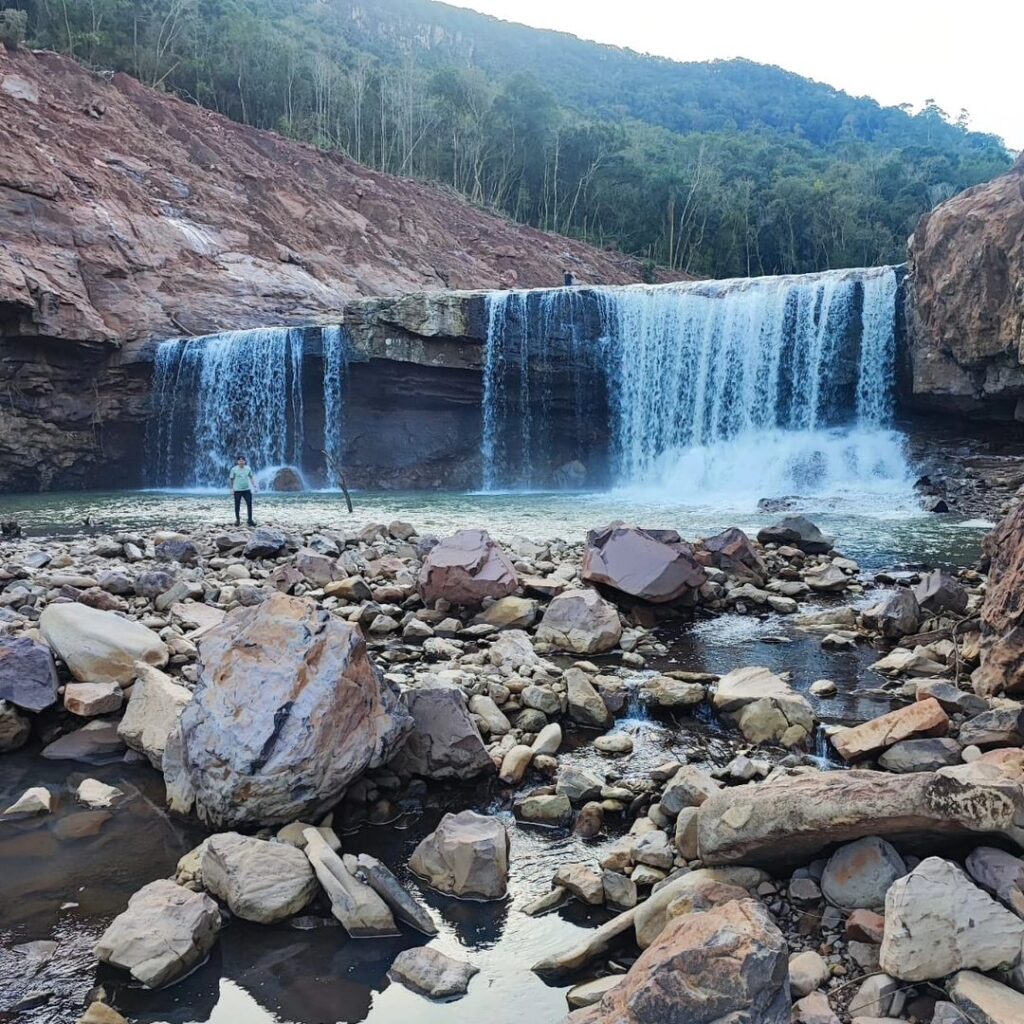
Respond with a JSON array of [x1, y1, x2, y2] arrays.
[[417, 529, 518, 608], [975, 503, 1024, 697], [702, 527, 766, 582], [846, 908, 886, 943], [831, 698, 950, 762], [582, 525, 706, 604]]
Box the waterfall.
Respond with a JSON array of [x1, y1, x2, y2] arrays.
[[322, 326, 348, 488], [148, 327, 308, 488], [480, 266, 907, 501]]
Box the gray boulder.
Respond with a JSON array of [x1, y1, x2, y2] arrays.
[[820, 837, 906, 910], [861, 589, 921, 638], [389, 947, 478, 999], [243, 528, 288, 559], [117, 663, 191, 769], [0, 637, 59, 712], [536, 588, 622, 655], [409, 810, 509, 900], [914, 570, 969, 615], [757, 516, 834, 554], [164, 592, 411, 827]]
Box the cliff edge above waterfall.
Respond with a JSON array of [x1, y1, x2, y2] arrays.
[[0, 48, 667, 348], [906, 153, 1024, 419]]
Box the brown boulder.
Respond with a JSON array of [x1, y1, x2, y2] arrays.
[[702, 527, 767, 582], [582, 525, 706, 604], [831, 698, 950, 762], [568, 899, 789, 1024], [418, 529, 518, 608], [976, 503, 1024, 697]]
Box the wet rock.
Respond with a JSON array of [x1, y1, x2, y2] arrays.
[[353, 854, 437, 935], [821, 837, 906, 910], [555, 862, 605, 905], [304, 829, 398, 936], [878, 737, 962, 772], [64, 681, 123, 717], [201, 832, 317, 923], [533, 907, 638, 977], [117, 663, 191, 769], [389, 946, 478, 1000], [712, 666, 814, 746], [391, 680, 493, 780], [638, 675, 705, 709], [243, 528, 288, 559], [757, 516, 834, 554], [270, 467, 304, 492], [556, 765, 605, 804], [567, 976, 624, 1010], [164, 592, 411, 827], [409, 810, 509, 900], [39, 603, 168, 683], [78, 1003, 129, 1024], [516, 792, 572, 825], [976, 503, 1024, 697], [594, 732, 632, 754], [94, 878, 221, 987], [0, 699, 31, 751], [582, 525, 706, 604], [418, 529, 518, 608], [76, 778, 122, 808], [702, 527, 766, 580], [536, 588, 622, 654], [831, 698, 949, 762], [880, 857, 1024, 980], [473, 595, 538, 629], [805, 564, 849, 592], [565, 668, 613, 728], [861, 590, 921, 639], [696, 768, 1024, 868], [871, 645, 949, 677], [3, 785, 52, 815], [0, 636, 59, 712], [914, 570, 969, 615], [42, 719, 125, 763], [570, 899, 788, 1024], [959, 707, 1024, 748], [965, 847, 1024, 918], [948, 969, 1024, 1023]]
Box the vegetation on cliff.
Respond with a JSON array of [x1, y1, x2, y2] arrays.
[[7, 0, 1013, 277]]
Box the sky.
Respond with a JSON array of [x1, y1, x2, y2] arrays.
[[446, 0, 1022, 151]]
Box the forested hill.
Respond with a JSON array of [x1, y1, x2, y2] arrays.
[[3, 0, 1013, 278]]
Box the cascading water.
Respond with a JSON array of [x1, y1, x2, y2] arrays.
[[481, 266, 909, 504], [148, 327, 308, 488], [321, 326, 349, 488]]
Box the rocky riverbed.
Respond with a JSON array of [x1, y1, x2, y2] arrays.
[[2, 507, 1024, 1024]]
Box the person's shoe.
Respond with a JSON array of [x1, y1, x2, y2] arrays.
[[247, 520, 256, 527], [234, 521, 241, 527]]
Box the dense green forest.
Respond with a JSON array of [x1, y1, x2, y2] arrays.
[[3, 0, 1013, 277]]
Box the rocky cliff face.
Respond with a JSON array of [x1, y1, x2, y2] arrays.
[[906, 155, 1024, 418], [0, 48, 673, 492]]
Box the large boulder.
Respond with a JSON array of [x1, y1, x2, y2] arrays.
[[568, 899, 789, 1024], [0, 636, 59, 712], [976, 503, 1024, 697], [117, 663, 191, 769], [914, 570, 969, 616], [831, 698, 950, 762], [39, 603, 168, 684], [582, 525, 706, 604], [536, 588, 622, 654], [702, 527, 766, 582], [861, 590, 921, 639], [408, 810, 509, 900], [389, 947, 478, 999], [880, 857, 1024, 981], [712, 666, 815, 746], [390, 681, 494, 780], [756, 516, 834, 554], [418, 529, 518, 608], [697, 769, 1024, 868], [163, 592, 411, 827], [200, 832, 316, 923], [94, 879, 220, 988], [965, 847, 1024, 917]]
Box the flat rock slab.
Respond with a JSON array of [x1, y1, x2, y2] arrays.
[[948, 969, 1024, 1023], [832, 698, 949, 762], [0, 637, 59, 712], [42, 720, 126, 764], [389, 947, 478, 999]]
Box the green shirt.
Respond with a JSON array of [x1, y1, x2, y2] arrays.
[[230, 465, 255, 491]]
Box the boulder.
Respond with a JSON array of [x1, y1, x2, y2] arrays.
[[39, 603, 168, 684], [293, 547, 343, 586], [117, 663, 191, 769], [408, 810, 509, 900], [959, 707, 1024, 748], [155, 538, 199, 564], [390, 681, 494, 780], [536, 588, 622, 654], [0, 636, 59, 712], [713, 666, 814, 746], [914, 570, 969, 616], [64, 681, 123, 717], [861, 590, 921, 639], [582, 525, 706, 604], [94, 879, 220, 988], [565, 668, 613, 728], [638, 675, 705, 710], [965, 847, 1024, 918], [0, 700, 31, 752], [473, 596, 538, 630], [789, 949, 829, 998], [568, 899, 788, 1024], [418, 529, 518, 608], [389, 947, 478, 999], [353, 854, 437, 935], [878, 737, 962, 773], [243, 527, 288, 559], [820, 837, 907, 911], [976, 504, 1024, 697], [555, 862, 605, 905], [831, 698, 949, 762], [757, 516, 834, 554], [163, 592, 411, 827], [696, 768, 1024, 868], [948, 969, 1024, 1023], [488, 629, 540, 671], [702, 527, 766, 581], [200, 832, 317, 923], [3, 786, 52, 815], [660, 765, 722, 816], [41, 719, 125, 763], [269, 466, 304, 492], [880, 857, 1024, 981]]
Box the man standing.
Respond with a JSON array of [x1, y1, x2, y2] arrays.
[[229, 456, 256, 526]]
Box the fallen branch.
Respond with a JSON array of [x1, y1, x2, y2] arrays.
[[320, 448, 354, 513]]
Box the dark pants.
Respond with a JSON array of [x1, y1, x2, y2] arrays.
[[234, 489, 254, 525]]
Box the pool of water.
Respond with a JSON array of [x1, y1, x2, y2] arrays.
[[0, 487, 991, 572]]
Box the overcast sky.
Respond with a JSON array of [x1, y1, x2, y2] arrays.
[[446, 0, 1021, 151]]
